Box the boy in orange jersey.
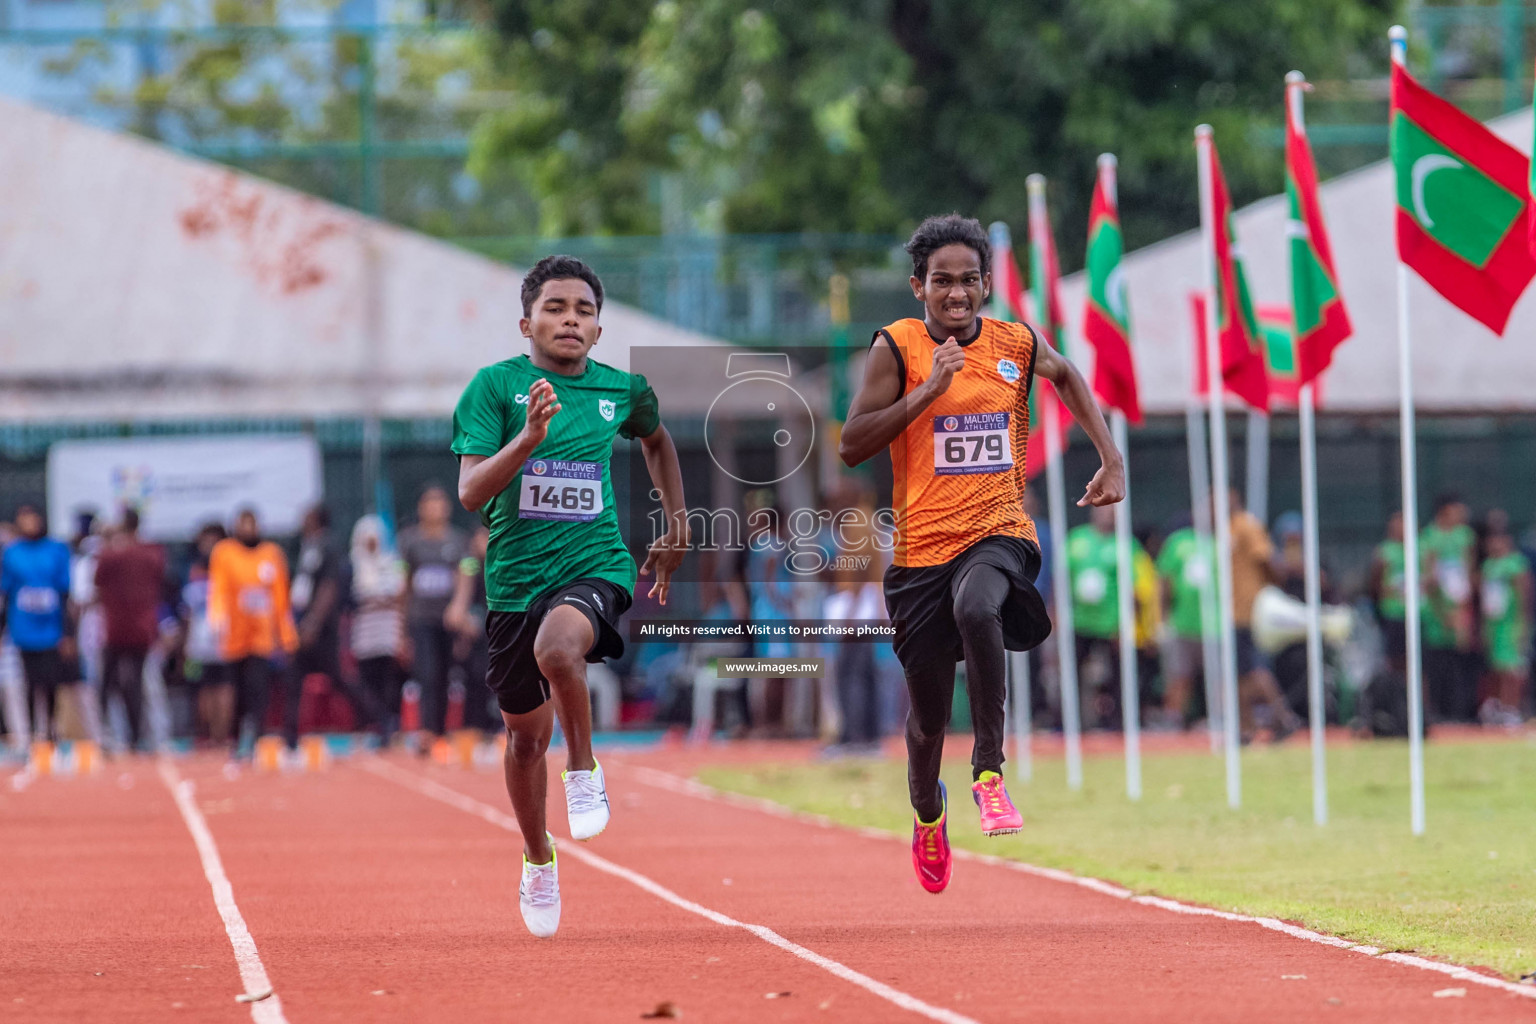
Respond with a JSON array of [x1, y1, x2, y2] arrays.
[[841, 214, 1124, 893], [208, 508, 299, 759]]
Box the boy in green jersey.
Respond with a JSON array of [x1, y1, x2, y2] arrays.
[[1066, 504, 1142, 728], [1420, 494, 1476, 722], [453, 256, 689, 938], [1479, 527, 1530, 725], [1368, 512, 1408, 679], [1156, 519, 1215, 727]]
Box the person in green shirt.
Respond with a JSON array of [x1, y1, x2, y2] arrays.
[[1368, 511, 1408, 679], [453, 255, 689, 938], [1420, 494, 1476, 722], [1067, 504, 1143, 729], [1479, 526, 1530, 726], [1156, 518, 1215, 728]]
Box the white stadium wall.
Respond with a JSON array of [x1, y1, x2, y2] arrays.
[[1058, 109, 1536, 414], [0, 97, 714, 423]]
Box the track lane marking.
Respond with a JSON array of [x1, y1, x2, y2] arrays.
[[157, 759, 289, 1023], [625, 764, 1536, 1002], [360, 758, 983, 1024]]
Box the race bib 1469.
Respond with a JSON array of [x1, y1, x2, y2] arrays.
[[519, 460, 604, 522], [933, 412, 1013, 475]]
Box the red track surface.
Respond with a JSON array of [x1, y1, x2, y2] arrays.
[[4, 745, 1532, 1023]]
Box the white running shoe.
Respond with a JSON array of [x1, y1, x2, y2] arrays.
[[519, 836, 560, 938], [562, 761, 611, 841]]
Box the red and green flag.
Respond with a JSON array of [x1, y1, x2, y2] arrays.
[[1285, 90, 1351, 385], [1390, 61, 1536, 334], [988, 221, 1067, 479], [1083, 160, 1142, 423], [1529, 57, 1536, 257], [1203, 138, 1269, 411]]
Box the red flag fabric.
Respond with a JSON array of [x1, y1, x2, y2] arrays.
[[1082, 166, 1142, 422], [1190, 293, 1270, 412], [989, 228, 1068, 480], [1391, 62, 1536, 334], [1285, 90, 1352, 384], [1204, 138, 1270, 411]]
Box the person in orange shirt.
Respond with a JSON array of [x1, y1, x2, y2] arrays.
[[208, 507, 298, 758], [841, 214, 1124, 894]]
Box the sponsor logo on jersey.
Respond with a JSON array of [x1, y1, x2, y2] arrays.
[[598, 399, 616, 421], [531, 461, 547, 475], [515, 393, 530, 405], [997, 358, 1021, 383]]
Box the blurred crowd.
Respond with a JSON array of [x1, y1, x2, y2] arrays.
[[0, 486, 500, 758], [1, 482, 1527, 758]]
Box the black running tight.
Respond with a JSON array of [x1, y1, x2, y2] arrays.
[[905, 563, 1010, 822]]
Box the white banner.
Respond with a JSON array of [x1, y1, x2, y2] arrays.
[[46, 436, 323, 541]]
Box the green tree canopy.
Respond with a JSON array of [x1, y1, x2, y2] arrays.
[[480, 0, 1397, 263]]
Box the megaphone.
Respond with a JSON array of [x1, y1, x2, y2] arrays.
[[1251, 585, 1354, 655]]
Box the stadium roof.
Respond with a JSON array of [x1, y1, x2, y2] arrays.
[[1059, 107, 1536, 414], [0, 97, 717, 423]]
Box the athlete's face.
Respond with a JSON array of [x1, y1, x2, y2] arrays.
[[913, 244, 989, 336], [522, 278, 602, 367], [234, 513, 260, 544], [15, 507, 43, 540]]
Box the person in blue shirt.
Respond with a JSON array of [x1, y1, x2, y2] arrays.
[[1, 504, 74, 740]]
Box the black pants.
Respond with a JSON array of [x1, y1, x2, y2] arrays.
[[282, 645, 388, 748], [18, 648, 64, 740], [410, 621, 457, 736], [231, 655, 277, 746], [102, 645, 148, 749], [357, 655, 403, 734], [1075, 636, 1121, 730], [836, 643, 881, 745], [906, 563, 1012, 822], [1424, 645, 1476, 723]]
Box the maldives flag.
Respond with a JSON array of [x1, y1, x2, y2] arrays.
[[1286, 90, 1352, 385], [1530, 58, 1536, 257], [988, 221, 1068, 479], [1083, 160, 1142, 423], [1204, 138, 1269, 411], [1190, 297, 1306, 409], [1391, 62, 1536, 334]]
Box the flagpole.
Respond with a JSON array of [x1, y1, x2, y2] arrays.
[[1390, 25, 1427, 836], [1287, 70, 1330, 827], [1009, 650, 1033, 781], [1196, 124, 1244, 809], [1028, 172, 1084, 791], [1097, 152, 1142, 801], [1245, 412, 1269, 526], [1186, 400, 1222, 753]]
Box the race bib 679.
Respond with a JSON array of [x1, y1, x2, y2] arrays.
[[933, 412, 1013, 475]]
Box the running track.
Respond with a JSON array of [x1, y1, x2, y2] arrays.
[[4, 746, 1532, 1023]]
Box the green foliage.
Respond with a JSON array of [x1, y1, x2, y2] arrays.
[[480, 0, 1399, 261]]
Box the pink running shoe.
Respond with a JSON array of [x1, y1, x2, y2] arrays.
[[910, 781, 952, 894], [972, 771, 1023, 836]]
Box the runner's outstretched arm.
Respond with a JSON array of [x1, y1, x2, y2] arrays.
[[840, 337, 961, 467], [1034, 337, 1125, 507], [637, 424, 689, 605], [458, 378, 559, 512]]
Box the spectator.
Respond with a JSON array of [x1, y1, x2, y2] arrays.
[[1132, 529, 1163, 727], [182, 523, 233, 745], [399, 485, 468, 740], [444, 524, 499, 736], [350, 515, 406, 740], [93, 508, 167, 751], [1067, 504, 1127, 728], [209, 508, 298, 757], [824, 480, 886, 754], [1227, 489, 1302, 741], [1369, 512, 1408, 681], [1157, 514, 1213, 729], [1479, 525, 1530, 726], [1, 504, 74, 742], [1420, 493, 1477, 722], [285, 505, 386, 747]]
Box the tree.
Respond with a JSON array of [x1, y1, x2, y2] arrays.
[[479, 0, 1398, 261]]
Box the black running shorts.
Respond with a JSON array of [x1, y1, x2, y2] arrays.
[[485, 578, 632, 716], [882, 535, 1051, 671]]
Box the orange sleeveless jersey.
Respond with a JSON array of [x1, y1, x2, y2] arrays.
[[881, 317, 1039, 567]]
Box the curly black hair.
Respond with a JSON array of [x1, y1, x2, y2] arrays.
[[520, 254, 605, 317], [904, 214, 991, 281]]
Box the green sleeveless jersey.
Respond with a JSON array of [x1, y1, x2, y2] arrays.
[[1375, 540, 1406, 621], [1481, 552, 1528, 670], [452, 354, 660, 612]]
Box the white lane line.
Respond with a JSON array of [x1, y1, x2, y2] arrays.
[[157, 759, 288, 1023], [626, 764, 1536, 1002], [360, 759, 982, 1024]]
